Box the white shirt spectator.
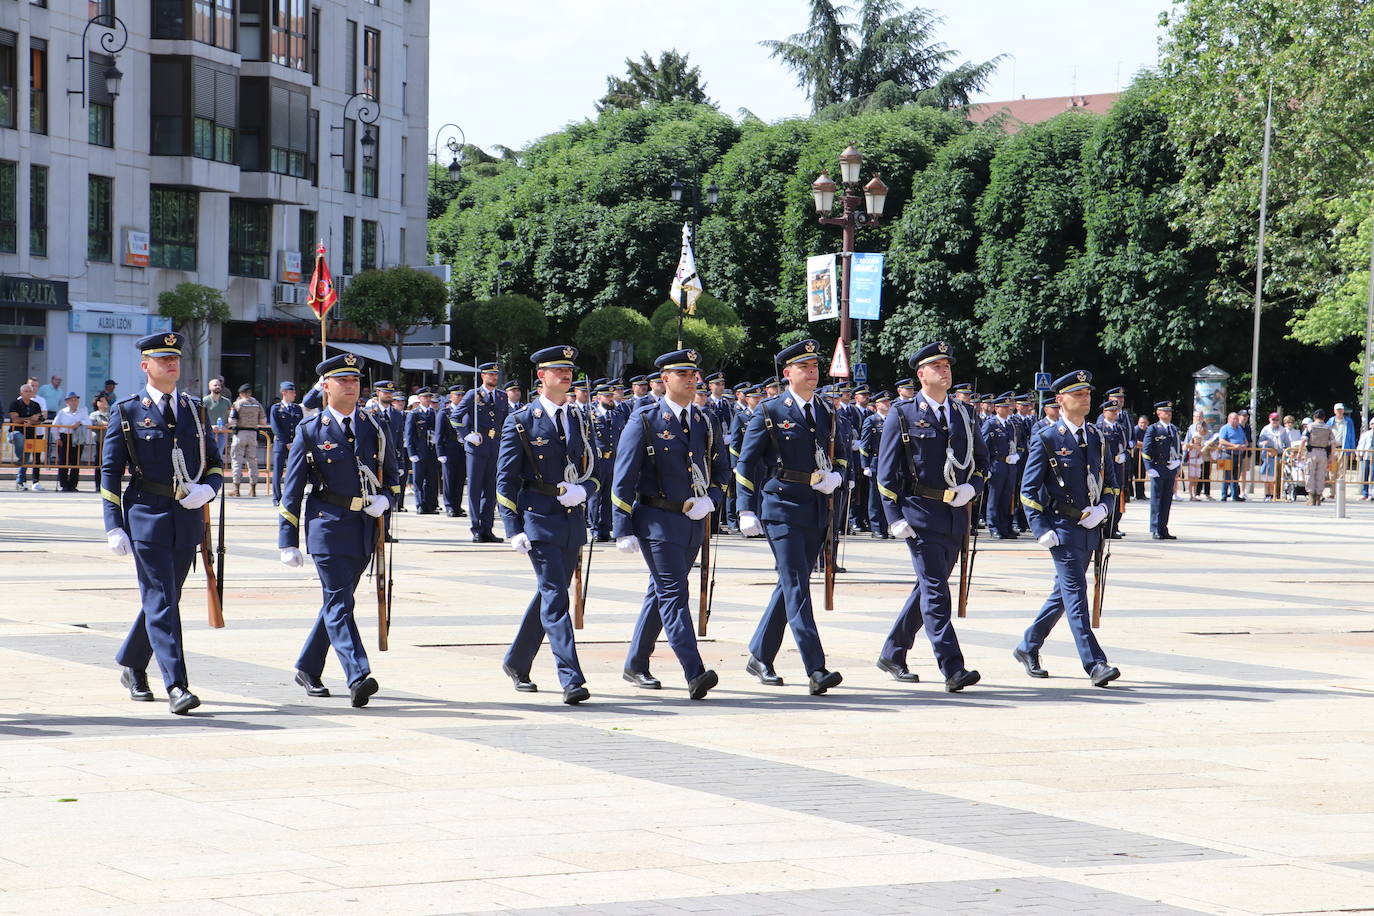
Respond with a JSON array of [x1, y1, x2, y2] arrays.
[[50, 404, 89, 432]]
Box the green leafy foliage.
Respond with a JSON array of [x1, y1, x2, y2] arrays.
[[452, 294, 548, 371], [343, 266, 449, 379], [575, 306, 655, 377], [598, 50, 714, 112], [648, 293, 746, 368]]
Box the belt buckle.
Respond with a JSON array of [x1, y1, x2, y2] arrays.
[[941, 489, 955, 503], [809, 470, 824, 485], [349, 496, 364, 511]]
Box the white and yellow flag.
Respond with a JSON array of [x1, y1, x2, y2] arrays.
[[670, 223, 704, 315]]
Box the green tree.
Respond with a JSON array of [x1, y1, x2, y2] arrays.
[[575, 305, 655, 378], [156, 282, 230, 394], [452, 294, 548, 372], [648, 293, 745, 369], [342, 266, 449, 381], [597, 50, 714, 112]]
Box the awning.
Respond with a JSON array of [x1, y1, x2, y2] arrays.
[[327, 341, 476, 374]]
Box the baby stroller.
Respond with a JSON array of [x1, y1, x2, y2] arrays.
[[1282, 450, 1308, 502]]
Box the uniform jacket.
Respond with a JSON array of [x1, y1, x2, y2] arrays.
[[982, 416, 1019, 464], [860, 410, 886, 471], [369, 403, 407, 460], [495, 401, 594, 546], [734, 392, 851, 528], [436, 403, 467, 457], [101, 392, 225, 546], [611, 401, 730, 542], [278, 409, 400, 555], [229, 397, 267, 432], [875, 397, 988, 538], [1141, 421, 1182, 471], [456, 386, 509, 456], [1020, 421, 1120, 549], [1094, 417, 1130, 468], [589, 404, 626, 470], [269, 401, 303, 446], [404, 405, 438, 459]]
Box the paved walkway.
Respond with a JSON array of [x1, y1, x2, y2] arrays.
[[1, 488, 1372, 914]]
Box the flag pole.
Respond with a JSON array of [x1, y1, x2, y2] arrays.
[[318, 238, 328, 361]]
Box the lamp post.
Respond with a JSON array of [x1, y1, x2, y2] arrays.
[[330, 92, 379, 170], [66, 12, 127, 108], [431, 122, 466, 183], [812, 142, 888, 377], [668, 169, 719, 348]]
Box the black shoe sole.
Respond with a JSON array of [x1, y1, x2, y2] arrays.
[[1091, 667, 1121, 688], [563, 687, 590, 705], [350, 677, 379, 707], [688, 670, 719, 700], [745, 660, 784, 687], [1012, 650, 1049, 679], [944, 671, 981, 692], [169, 694, 201, 715], [874, 659, 919, 682]]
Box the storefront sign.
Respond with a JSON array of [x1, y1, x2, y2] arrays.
[[69, 310, 173, 335], [124, 230, 150, 268], [279, 250, 303, 284], [0, 275, 68, 310]]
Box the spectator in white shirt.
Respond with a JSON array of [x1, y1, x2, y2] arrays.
[[50, 392, 90, 491]]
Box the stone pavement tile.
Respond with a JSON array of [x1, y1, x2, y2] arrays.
[[0, 886, 131, 913], [798, 851, 1021, 885], [224, 877, 550, 915], [1081, 860, 1374, 915], [487, 868, 721, 907], [295, 853, 587, 888]]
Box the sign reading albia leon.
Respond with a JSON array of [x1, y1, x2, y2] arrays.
[[0, 276, 69, 310]]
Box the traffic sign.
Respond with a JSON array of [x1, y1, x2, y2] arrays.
[[853, 362, 868, 385], [1034, 371, 1053, 392], [829, 339, 850, 377]]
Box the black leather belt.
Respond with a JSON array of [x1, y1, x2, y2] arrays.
[[907, 483, 956, 503], [134, 478, 179, 498], [1049, 501, 1085, 521], [313, 490, 366, 512], [772, 468, 813, 484], [523, 480, 561, 498], [640, 494, 690, 514]]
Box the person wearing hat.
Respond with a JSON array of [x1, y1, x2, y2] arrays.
[[496, 345, 595, 704], [873, 342, 986, 689], [1032, 399, 1062, 436], [587, 382, 626, 542], [1014, 369, 1122, 687], [728, 383, 764, 535], [894, 377, 916, 406], [735, 338, 848, 694], [643, 371, 667, 406], [367, 382, 410, 513], [1099, 387, 1135, 502], [278, 353, 399, 707], [49, 391, 90, 491], [404, 387, 440, 514], [980, 392, 1021, 539], [612, 348, 729, 699], [860, 391, 893, 538], [1141, 401, 1182, 537], [456, 362, 508, 541], [1095, 400, 1129, 537], [628, 375, 649, 404], [227, 384, 267, 497], [1257, 411, 1288, 501], [504, 379, 524, 411], [269, 381, 303, 506], [436, 385, 469, 517], [102, 332, 224, 714], [762, 376, 781, 399]]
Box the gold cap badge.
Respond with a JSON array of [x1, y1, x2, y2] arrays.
[[344, 354, 357, 366], [1077, 370, 1087, 382], [805, 340, 817, 353], [938, 342, 948, 353], [686, 350, 699, 363], [562, 347, 574, 359], [164, 334, 177, 346]]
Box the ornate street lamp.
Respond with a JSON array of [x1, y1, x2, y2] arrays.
[[66, 13, 128, 108]]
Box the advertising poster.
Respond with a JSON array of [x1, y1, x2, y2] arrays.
[[806, 254, 838, 321]]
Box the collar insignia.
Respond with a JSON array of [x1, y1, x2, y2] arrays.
[[1058, 425, 1067, 434], [142, 417, 153, 427], [531, 436, 549, 446], [657, 429, 675, 440], [784, 398, 793, 407], [344, 354, 358, 366], [142, 398, 151, 408], [321, 441, 336, 451], [163, 334, 177, 346], [321, 415, 331, 425], [533, 408, 543, 417], [662, 411, 672, 420], [919, 401, 928, 410]]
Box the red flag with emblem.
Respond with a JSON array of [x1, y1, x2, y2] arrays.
[[307, 242, 338, 319]]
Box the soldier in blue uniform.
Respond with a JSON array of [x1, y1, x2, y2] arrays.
[[1100, 387, 1136, 504], [269, 381, 303, 506], [628, 375, 649, 405], [894, 377, 916, 406], [1014, 369, 1122, 686], [458, 362, 509, 542], [1095, 401, 1130, 539], [367, 382, 409, 512], [735, 339, 848, 695], [860, 391, 892, 538], [586, 383, 625, 542], [729, 384, 763, 536], [1032, 399, 1062, 435], [504, 379, 525, 411], [278, 354, 399, 706], [614, 348, 730, 698], [1141, 400, 1181, 540], [1011, 395, 1035, 532], [982, 392, 1021, 539], [436, 384, 469, 517], [404, 387, 440, 514], [102, 332, 224, 714], [873, 343, 986, 689], [496, 345, 595, 704]]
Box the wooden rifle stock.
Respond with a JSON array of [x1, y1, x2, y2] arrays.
[[697, 519, 711, 636], [376, 441, 389, 651], [573, 554, 586, 629], [1091, 532, 1110, 628], [823, 405, 838, 610], [215, 479, 226, 606], [202, 502, 225, 628]]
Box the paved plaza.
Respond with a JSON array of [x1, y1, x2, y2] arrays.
[[2, 487, 1373, 914]]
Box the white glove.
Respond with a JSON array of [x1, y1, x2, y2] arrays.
[[280, 547, 304, 567], [685, 495, 714, 520], [1115, 453, 1125, 464], [363, 494, 389, 518], [409, 455, 420, 464], [1038, 530, 1061, 549], [1147, 467, 1160, 478], [465, 432, 483, 446], [863, 467, 873, 477], [438, 455, 448, 463], [811, 470, 843, 494], [1006, 453, 1020, 465], [738, 512, 763, 537], [949, 483, 976, 508], [1166, 459, 1182, 471], [1078, 504, 1109, 529], [510, 532, 532, 555], [847, 479, 855, 490], [107, 529, 132, 557], [616, 535, 640, 554], [890, 518, 915, 539], [556, 482, 587, 507], [177, 483, 216, 510]]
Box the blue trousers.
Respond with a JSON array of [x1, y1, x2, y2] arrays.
[[504, 539, 585, 688], [586, 464, 613, 538], [866, 472, 888, 535], [467, 448, 498, 537], [271, 444, 290, 504], [1017, 540, 1106, 672], [440, 450, 466, 512], [411, 453, 439, 512], [116, 539, 196, 689], [749, 521, 827, 674], [1012, 461, 1028, 529], [881, 532, 965, 677], [1149, 471, 1176, 534], [624, 534, 707, 682], [986, 463, 1015, 534], [296, 553, 371, 686]]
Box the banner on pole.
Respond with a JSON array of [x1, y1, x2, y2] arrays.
[[848, 252, 884, 321], [307, 242, 338, 320], [806, 254, 838, 321], [670, 223, 704, 315]]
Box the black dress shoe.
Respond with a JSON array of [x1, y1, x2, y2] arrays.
[[875, 657, 920, 682], [1089, 662, 1121, 687], [167, 685, 201, 715], [595, 534, 613, 543], [745, 655, 784, 686], [831, 565, 847, 574], [120, 667, 154, 701], [502, 663, 538, 693], [944, 668, 981, 692], [1108, 532, 1124, 539], [562, 684, 590, 705], [349, 676, 379, 707], [1012, 648, 1048, 678], [294, 669, 331, 697], [445, 509, 459, 517], [482, 533, 504, 544], [808, 669, 843, 695], [997, 532, 1018, 540], [687, 669, 719, 700], [622, 669, 661, 689]]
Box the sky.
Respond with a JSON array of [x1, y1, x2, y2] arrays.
[[426, 0, 1172, 155]]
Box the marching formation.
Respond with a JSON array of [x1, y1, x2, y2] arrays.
[[101, 332, 1148, 714]]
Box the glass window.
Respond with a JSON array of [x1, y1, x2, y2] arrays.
[[271, 0, 307, 71], [152, 0, 186, 39], [190, 62, 237, 163], [309, 7, 320, 85], [29, 165, 46, 257], [361, 220, 377, 271], [345, 20, 357, 95], [342, 118, 355, 194], [89, 1, 116, 22], [150, 187, 198, 270], [88, 52, 116, 147], [308, 108, 318, 185], [88, 175, 113, 262], [30, 39, 47, 135], [192, 0, 236, 49], [298, 209, 316, 262], [229, 199, 271, 278], [342, 215, 354, 275], [363, 27, 380, 101], [362, 124, 378, 198], [0, 161, 15, 254], [0, 31, 16, 130]]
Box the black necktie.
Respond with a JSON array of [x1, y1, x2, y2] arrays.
[[343, 415, 354, 444], [1076, 428, 1086, 449], [804, 403, 815, 431], [679, 409, 690, 438], [938, 404, 949, 433], [161, 393, 176, 430], [555, 408, 567, 443]]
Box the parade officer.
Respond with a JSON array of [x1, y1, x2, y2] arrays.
[[496, 345, 595, 704], [1095, 401, 1130, 539], [278, 354, 399, 706], [436, 384, 468, 517], [505, 379, 525, 410], [982, 392, 1020, 539], [404, 387, 440, 514], [587, 382, 625, 542], [894, 377, 916, 405], [735, 339, 847, 695], [1014, 369, 1121, 687], [1141, 400, 1181, 539], [730, 384, 764, 536], [269, 381, 302, 506], [874, 342, 987, 690], [368, 381, 409, 511], [613, 348, 730, 699], [102, 332, 223, 714], [861, 390, 892, 538], [458, 362, 509, 542]]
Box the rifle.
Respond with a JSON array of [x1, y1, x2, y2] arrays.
[[573, 536, 590, 629], [697, 510, 712, 636], [823, 402, 838, 611], [202, 501, 225, 628], [215, 471, 226, 607], [1091, 527, 1111, 628], [375, 439, 390, 651], [957, 505, 979, 617]]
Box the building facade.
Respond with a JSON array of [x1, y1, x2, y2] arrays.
[[0, 0, 430, 404]]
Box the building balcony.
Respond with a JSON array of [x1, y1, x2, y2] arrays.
[[237, 172, 317, 206], [149, 156, 242, 194]]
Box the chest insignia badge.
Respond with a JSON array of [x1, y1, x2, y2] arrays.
[[1057, 447, 1072, 456], [779, 420, 795, 430], [142, 417, 154, 427], [321, 441, 336, 451], [657, 429, 675, 441], [531, 436, 549, 447]]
